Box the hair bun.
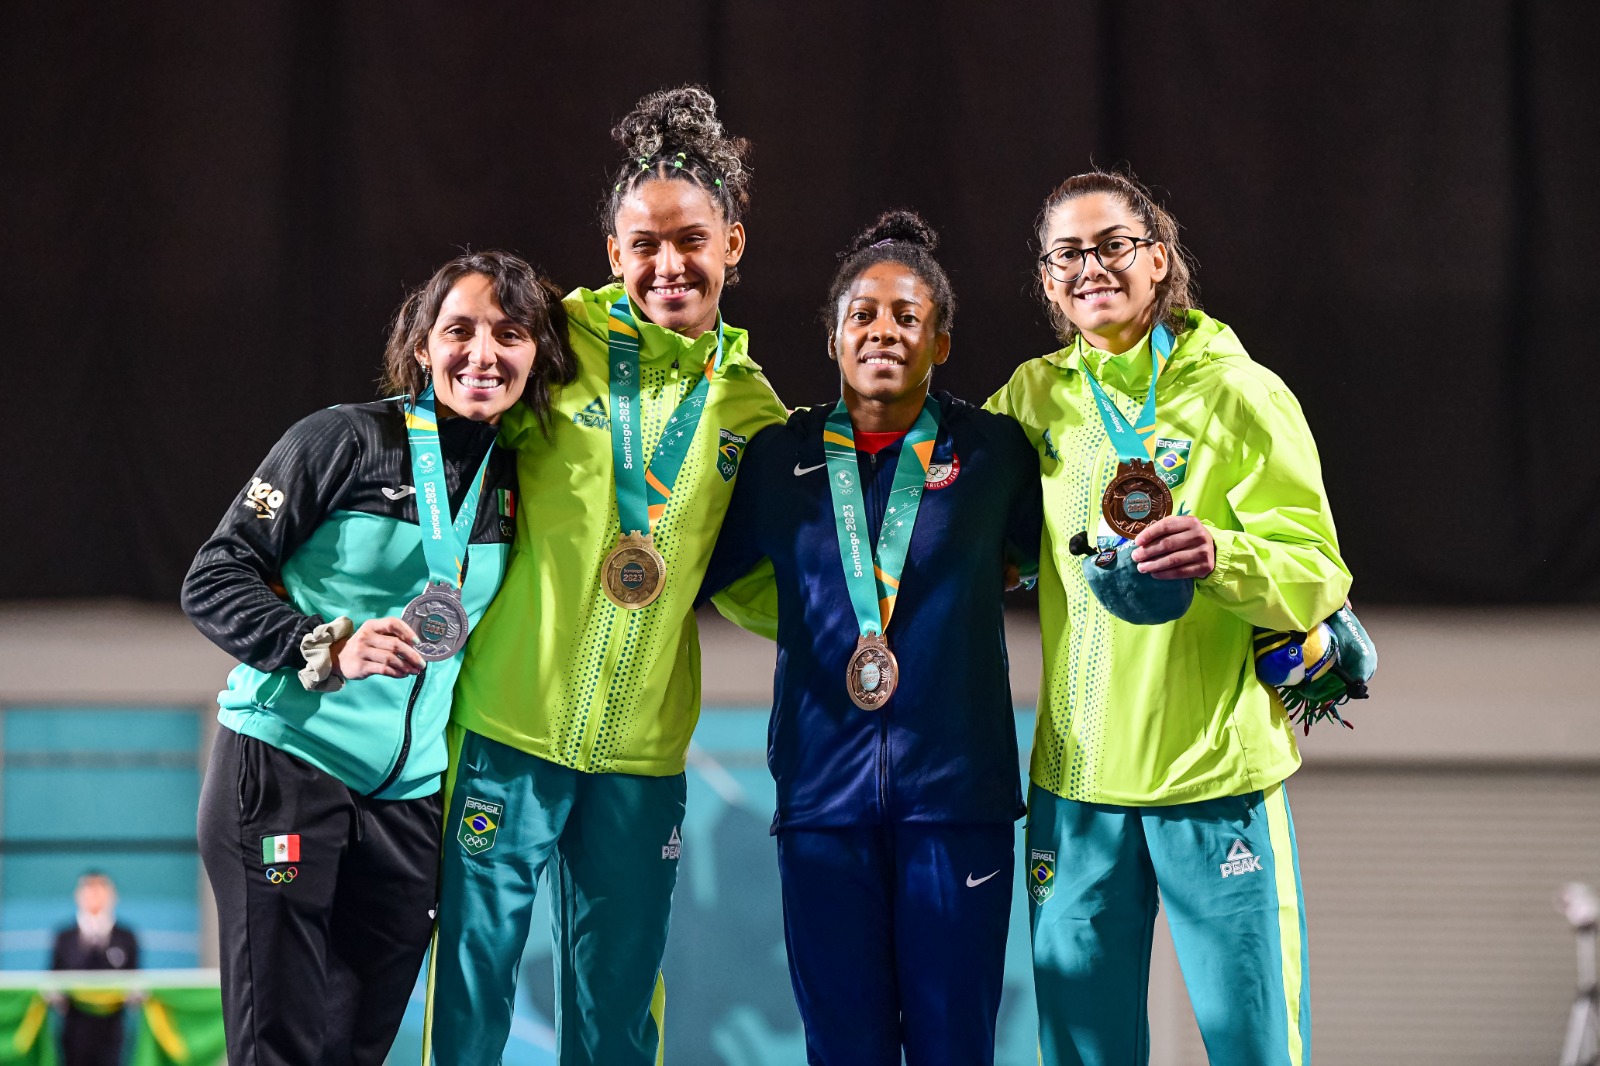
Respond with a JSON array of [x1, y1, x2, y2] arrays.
[[845, 210, 939, 257], [611, 85, 751, 205]]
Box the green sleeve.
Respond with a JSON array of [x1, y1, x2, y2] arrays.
[[982, 378, 1017, 419], [709, 558, 779, 642], [706, 375, 785, 641], [1196, 388, 1351, 631]]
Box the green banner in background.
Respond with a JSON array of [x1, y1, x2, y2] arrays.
[[130, 988, 226, 1066], [0, 991, 55, 1066], [0, 978, 224, 1066]]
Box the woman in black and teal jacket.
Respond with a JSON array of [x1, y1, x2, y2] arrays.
[[183, 250, 573, 1066]]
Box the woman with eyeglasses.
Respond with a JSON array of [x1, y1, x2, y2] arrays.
[[987, 170, 1351, 1066]]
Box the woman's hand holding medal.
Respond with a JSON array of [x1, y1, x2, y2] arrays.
[[1130, 516, 1214, 580], [332, 617, 427, 681]]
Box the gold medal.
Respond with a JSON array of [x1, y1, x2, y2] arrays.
[[846, 634, 899, 711], [601, 531, 666, 609], [1101, 458, 1173, 540]]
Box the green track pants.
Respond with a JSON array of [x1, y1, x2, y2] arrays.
[[425, 726, 684, 1065], [1027, 781, 1310, 1066]]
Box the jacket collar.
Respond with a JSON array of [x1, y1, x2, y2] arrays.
[[568, 283, 762, 375], [1043, 310, 1227, 395]]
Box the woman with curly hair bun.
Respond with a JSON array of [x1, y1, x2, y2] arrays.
[[699, 210, 1043, 1065], [427, 86, 785, 1065], [987, 170, 1351, 1065]]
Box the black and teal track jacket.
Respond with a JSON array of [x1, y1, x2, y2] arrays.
[[181, 399, 516, 800]]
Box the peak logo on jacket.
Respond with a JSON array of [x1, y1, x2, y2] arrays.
[[244, 476, 286, 520], [572, 396, 610, 430]]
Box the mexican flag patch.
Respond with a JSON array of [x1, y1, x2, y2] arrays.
[[262, 834, 300, 865]]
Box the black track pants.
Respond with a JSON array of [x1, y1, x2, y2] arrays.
[[197, 726, 441, 1066]]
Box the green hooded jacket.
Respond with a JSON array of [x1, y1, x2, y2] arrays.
[[451, 285, 786, 776], [986, 310, 1351, 805]]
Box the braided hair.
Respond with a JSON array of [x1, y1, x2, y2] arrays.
[[823, 209, 957, 337], [602, 86, 752, 285]]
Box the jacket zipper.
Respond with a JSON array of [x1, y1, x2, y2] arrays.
[[369, 533, 474, 798], [370, 665, 426, 797], [861, 449, 892, 819], [579, 365, 690, 766]]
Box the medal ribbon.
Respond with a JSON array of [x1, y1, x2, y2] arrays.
[[405, 385, 495, 588], [607, 295, 725, 536], [823, 398, 940, 638], [1079, 323, 1175, 462]]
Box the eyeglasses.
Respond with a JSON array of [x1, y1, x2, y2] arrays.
[[1037, 235, 1157, 284]]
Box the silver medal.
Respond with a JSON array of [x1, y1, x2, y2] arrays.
[[401, 583, 469, 661]]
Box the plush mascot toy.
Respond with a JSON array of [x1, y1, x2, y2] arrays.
[[1067, 531, 1194, 626], [1252, 603, 1377, 733]]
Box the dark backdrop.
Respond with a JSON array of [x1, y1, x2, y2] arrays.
[[5, 2, 1597, 603]]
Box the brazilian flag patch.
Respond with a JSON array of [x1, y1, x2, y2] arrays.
[[1029, 848, 1057, 904], [717, 428, 748, 482], [459, 797, 502, 856], [1153, 437, 1192, 489]]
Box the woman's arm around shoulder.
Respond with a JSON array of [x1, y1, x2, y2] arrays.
[[700, 419, 789, 641]]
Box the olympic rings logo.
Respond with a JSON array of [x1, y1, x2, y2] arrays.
[[265, 866, 298, 884]]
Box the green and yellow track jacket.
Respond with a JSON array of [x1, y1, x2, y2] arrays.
[[987, 311, 1351, 805], [451, 285, 786, 776]]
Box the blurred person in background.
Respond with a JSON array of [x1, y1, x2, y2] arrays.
[[697, 210, 1042, 1065], [183, 251, 574, 1065], [50, 871, 139, 1066], [987, 170, 1350, 1066], [427, 85, 785, 1066]]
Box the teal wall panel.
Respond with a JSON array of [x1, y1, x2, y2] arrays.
[[3, 709, 199, 755], [0, 706, 202, 971]]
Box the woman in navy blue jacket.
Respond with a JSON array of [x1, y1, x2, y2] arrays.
[[700, 211, 1043, 1065]]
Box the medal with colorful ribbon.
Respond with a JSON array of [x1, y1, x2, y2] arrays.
[[399, 385, 495, 660], [823, 397, 940, 710], [1082, 323, 1176, 548], [601, 294, 725, 609]]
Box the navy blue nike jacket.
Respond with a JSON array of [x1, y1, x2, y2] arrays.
[[698, 391, 1043, 830]]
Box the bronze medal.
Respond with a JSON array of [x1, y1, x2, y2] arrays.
[[846, 634, 899, 711], [601, 531, 666, 609], [1101, 458, 1173, 539]]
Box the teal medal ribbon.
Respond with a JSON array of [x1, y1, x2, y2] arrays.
[[823, 397, 940, 709], [1079, 322, 1174, 463], [600, 294, 725, 608], [1079, 324, 1176, 552], [399, 385, 495, 660]]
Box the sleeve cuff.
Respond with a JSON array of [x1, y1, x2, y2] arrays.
[[297, 616, 355, 693], [1198, 522, 1235, 588]]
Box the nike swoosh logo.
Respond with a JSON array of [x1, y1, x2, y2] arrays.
[[382, 486, 416, 500], [793, 462, 827, 477], [966, 870, 1000, 888]]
